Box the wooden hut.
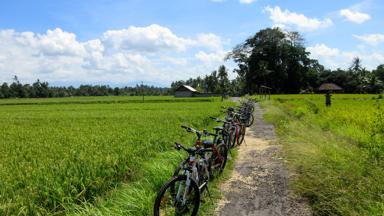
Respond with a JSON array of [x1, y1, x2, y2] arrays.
[[174, 85, 199, 97]]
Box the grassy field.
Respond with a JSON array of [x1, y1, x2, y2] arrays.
[[260, 94, 384, 215], [0, 96, 218, 105], [0, 96, 231, 215]]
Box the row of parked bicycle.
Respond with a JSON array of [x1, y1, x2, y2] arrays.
[[153, 99, 255, 216]]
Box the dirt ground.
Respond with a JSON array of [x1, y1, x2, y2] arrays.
[[214, 103, 311, 216]]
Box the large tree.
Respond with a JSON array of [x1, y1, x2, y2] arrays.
[[227, 28, 314, 94], [217, 65, 230, 94]]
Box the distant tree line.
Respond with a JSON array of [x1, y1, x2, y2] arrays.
[[174, 28, 384, 95], [171, 65, 243, 96], [0, 76, 170, 99]]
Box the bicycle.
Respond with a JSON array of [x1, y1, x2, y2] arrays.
[[153, 142, 210, 216], [231, 112, 247, 146], [173, 126, 228, 179], [209, 116, 238, 149]]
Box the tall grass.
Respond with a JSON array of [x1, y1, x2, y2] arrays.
[[260, 94, 384, 215]]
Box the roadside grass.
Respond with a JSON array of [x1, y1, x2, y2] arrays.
[[260, 95, 384, 215]]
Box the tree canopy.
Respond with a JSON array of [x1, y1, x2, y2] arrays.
[[227, 28, 315, 94], [224, 28, 384, 94]]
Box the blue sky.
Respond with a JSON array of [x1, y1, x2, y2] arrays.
[[0, 0, 383, 86]]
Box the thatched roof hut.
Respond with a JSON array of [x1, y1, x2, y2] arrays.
[[318, 83, 343, 92]]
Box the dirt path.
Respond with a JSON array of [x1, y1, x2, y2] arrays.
[[215, 103, 311, 216]]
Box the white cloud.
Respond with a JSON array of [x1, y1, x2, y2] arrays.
[[37, 28, 86, 56], [340, 9, 371, 24], [353, 34, 384, 46], [0, 25, 230, 86], [264, 6, 333, 31], [239, 0, 257, 4], [102, 24, 194, 53], [161, 56, 188, 65], [196, 33, 224, 50], [307, 43, 384, 70], [195, 50, 227, 65], [307, 44, 340, 58]]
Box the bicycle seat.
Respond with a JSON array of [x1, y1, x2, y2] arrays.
[[213, 126, 223, 131]]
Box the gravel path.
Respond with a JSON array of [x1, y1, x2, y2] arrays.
[[215, 103, 311, 216]]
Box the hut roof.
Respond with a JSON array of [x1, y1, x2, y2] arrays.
[[175, 85, 198, 92], [318, 83, 343, 91]]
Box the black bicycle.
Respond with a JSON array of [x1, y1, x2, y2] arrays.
[[154, 142, 211, 216]]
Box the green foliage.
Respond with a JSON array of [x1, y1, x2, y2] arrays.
[[0, 79, 171, 99], [171, 65, 234, 95], [0, 96, 231, 215], [260, 94, 384, 215], [228, 28, 315, 94], [226, 28, 384, 94]]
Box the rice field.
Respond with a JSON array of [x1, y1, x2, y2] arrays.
[[0, 96, 229, 215]]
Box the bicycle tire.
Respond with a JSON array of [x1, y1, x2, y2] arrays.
[[154, 175, 200, 216], [229, 127, 237, 149], [237, 126, 246, 146], [246, 114, 254, 127], [222, 131, 231, 149]]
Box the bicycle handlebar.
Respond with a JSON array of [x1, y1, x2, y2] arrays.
[[209, 116, 232, 124], [174, 142, 211, 155], [175, 142, 187, 151], [182, 125, 218, 137]]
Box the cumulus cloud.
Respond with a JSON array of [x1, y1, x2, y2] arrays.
[[307, 44, 340, 58], [239, 0, 257, 4], [340, 9, 371, 24], [0, 25, 228, 85], [102, 24, 194, 53], [196, 33, 224, 50], [307, 43, 384, 70], [195, 50, 226, 64], [353, 34, 384, 46], [264, 6, 333, 31]]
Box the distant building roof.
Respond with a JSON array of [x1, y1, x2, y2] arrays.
[[318, 83, 343, 91], [175, 85, 198, 92]]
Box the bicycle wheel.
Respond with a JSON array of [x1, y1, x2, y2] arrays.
[[237, 126, 246, 146], [229, 127, 237, 149], [222, 130, 231, 149], [209, 143, 228, 178], [233, 125, 241, 148], [249, 105, 254, 113], [154, 175, 200, 216], [246, 114, 254, 127]]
